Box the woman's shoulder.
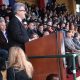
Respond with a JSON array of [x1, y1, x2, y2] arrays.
[[7, 67, 14, 72], [14, 69, 31, 80], [7, 67, 32, 80], [7, 67, 15, 80], [7, 67, 21, 73], [7, 67, 21, 75]]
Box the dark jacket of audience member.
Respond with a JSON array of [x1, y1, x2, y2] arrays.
[[0, 30, 9, 50]]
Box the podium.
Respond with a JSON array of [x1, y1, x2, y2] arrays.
[[25, 31, 67, 80]]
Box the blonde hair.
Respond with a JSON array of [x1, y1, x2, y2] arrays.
[[8, 46, 33, 78]]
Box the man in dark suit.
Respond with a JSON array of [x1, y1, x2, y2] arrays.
[[0, 17, 8, 80], [0, 16, 9, 50], [0, 17, 8, 70], [7, 2, 30, 50]]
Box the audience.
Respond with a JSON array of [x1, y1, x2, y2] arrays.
[[0, 1, 80, 79]]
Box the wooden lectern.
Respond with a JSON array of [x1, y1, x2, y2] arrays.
[[25, 31, 67, 80]]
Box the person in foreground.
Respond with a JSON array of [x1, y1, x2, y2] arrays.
[[7, 46, 33, 80], [7, 2, 38, 50]]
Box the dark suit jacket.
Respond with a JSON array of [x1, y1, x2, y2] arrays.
[[0, 31, 8, 50], [7, 16, 29, 50], [7, 67, 32, 80]]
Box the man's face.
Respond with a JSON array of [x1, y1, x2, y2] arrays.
[[28, 23, 35, 30], [0, 21, 6, 31], [17, 6, 26, 19], [67, 32, 72, 38]]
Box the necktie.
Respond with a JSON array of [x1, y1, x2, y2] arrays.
[[3, 31, 8, 43]]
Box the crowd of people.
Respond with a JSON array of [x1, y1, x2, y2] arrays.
[[0, 1, 80, 80]]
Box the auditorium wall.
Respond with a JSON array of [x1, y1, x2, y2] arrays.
[[15, 0, 76, 14], [56, 0, 76, 14], [56, 0, 69, 8], [15, 0, 37, 5], [67, 0, 76, 14]]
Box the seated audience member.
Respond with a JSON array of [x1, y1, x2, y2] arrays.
[[0, 17, 9, 80], [0, 17, 9, 50], [30, 33, 39, 39], [73, 33, 80, 66], [64, 31, 80, 73], [0, 16, 8, 68], [47, 26, 54, 33], [65, 31, 80, 52], [5, 15, 10, 26], [37, 24, 44, 37], [23, 21, 28, 29], [7, 46, 33, 80], [43, 31, 50, 36], [0, 49, 8, 69], [0, 49, 8, 80], [23, 21, 39, 40], [73, 32, 80, 47], [69, 22, 76, 36], [46, 74, 59, 80], [27, 21, 38, 38]]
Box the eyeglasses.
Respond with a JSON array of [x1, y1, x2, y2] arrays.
[[18, 10, 26, 12]]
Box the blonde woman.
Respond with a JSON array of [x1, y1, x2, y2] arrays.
[[7, 46, 33, 80]]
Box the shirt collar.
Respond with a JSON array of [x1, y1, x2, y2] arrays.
[[15, 15, 22, 23], [2, 30, 6, 34]]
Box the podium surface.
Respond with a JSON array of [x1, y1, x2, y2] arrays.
[[25, 32, 67, 80]]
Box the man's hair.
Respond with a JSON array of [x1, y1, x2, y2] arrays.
[[74, 32, 79, 38], [0, 17, 5, 22], [13, 2, 25, 14], [46, 74, 59, 80]]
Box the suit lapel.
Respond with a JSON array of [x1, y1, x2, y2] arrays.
[[0, 31, 7, 43]]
